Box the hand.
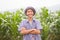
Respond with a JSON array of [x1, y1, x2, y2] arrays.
[[31, 29, 37, 31], [28, 29, 37, 33]]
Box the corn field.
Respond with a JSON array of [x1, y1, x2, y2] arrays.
[[0, 7, 60, 40]]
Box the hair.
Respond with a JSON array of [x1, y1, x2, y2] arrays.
[[24, 7, 36, 16]]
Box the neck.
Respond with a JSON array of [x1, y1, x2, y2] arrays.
[[28, 17, 33, 22]]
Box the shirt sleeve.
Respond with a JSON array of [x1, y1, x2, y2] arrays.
[[36, 20, 43, 30], [18, 21, 25, 32]]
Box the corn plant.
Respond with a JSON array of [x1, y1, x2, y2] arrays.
[[0, 9, 23, 40]]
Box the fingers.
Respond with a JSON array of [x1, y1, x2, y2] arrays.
[[31, 29, 37, 31]]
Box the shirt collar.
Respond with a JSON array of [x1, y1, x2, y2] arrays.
[[26, 19, 35, 23]]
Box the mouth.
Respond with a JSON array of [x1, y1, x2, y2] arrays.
[[28, 14, 33, 15], [27, 14, 33, 17]]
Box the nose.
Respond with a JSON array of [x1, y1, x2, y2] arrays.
[[29, 12, 32, 14]]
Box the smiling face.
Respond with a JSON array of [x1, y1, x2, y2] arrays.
[[26, 9, 34, 18]]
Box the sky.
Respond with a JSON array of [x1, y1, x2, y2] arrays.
[[0, 0, 60, 12]]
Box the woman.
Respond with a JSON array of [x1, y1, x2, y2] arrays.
[[18, 7, 43, 40]]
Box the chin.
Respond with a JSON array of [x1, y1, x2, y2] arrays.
[[28, 15, 33, 18], [29, 16, 33, 17]]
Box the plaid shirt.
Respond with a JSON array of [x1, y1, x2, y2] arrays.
[[18, 19, 43, 40]]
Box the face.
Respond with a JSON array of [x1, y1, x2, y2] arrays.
[[26, 9, 34, 18]]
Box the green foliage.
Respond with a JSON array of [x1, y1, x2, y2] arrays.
[[39, 7, 50, 40], [39, 7, 60, 40], [0, 10, 23, 40]]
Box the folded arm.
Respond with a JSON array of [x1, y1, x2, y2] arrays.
[[20, 27, 41, 35], [20, 27, 33, 35], [30, 29, 41, 34]]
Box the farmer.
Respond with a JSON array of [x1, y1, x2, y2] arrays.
[[18, 7, 43, 40]]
